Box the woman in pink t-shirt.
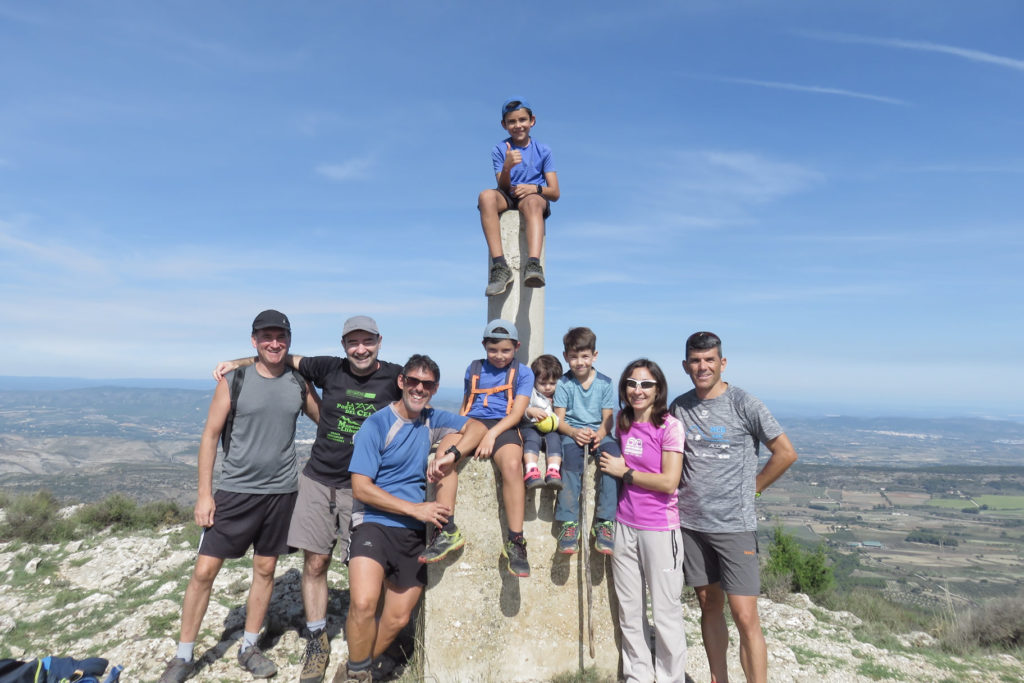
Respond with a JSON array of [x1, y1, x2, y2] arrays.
[[599, 359, 686, 682]]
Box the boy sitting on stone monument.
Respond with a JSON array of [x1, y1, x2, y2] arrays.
[[418, 319, 535, 578], [478, 98, 560, 297]]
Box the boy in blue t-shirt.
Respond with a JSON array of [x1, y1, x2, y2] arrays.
[[478, 98, 560, 297], [419, 319, 534, 578], [553, 326, 621, 555]]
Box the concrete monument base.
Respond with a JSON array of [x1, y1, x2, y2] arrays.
[[421, 454, 620, 682]]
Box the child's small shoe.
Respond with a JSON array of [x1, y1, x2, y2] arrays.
[[523, 468, 544, 490], [557, 521, 579, 554], [544, 468, 563, 491], [592, 520, 615, 555]]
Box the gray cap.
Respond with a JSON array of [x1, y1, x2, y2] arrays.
[[342, 315, 380, 338], [483, 318, 518, 341], [252, 309, 291, 333]]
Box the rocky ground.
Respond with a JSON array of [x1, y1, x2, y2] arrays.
[[1, 523, 1022, 682]]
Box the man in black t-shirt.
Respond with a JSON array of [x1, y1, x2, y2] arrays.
[[214, 315, 400, 683]]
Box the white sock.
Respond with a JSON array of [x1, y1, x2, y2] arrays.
[[241, 631, 259, 653], [176, 642, 195, 661]]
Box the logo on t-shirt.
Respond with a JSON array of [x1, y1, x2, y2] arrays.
[[624, 436, 643, 456]]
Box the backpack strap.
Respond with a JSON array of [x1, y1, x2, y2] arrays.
[[220, 365, 247, 455], [460, 359, 517, 416]]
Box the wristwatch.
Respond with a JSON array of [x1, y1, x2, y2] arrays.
[[623, 469, 635, 485], [536, 184, 543, 195], [445, 444, 462, 462]]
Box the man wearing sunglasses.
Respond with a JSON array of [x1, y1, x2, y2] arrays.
[[670, 331, 798, 683], [213, 315, 401, 683], [340, 354, 485, 683]]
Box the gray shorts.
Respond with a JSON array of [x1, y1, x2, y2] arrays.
[[681, 527, 760, 596], [287, 472, 354, 560]]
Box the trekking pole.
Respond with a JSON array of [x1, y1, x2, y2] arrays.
[[582, 444, 595, 658]]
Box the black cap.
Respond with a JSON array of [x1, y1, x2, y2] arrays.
[[252, 309, 291, 333]]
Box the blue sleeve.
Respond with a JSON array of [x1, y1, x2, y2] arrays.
[[491, 140, 508, 176], [540, 143, 555, 173], [515, 364, 534, 398], [601, 376, 617, 410], [350, 414, 385, 479], [428, 409, 468, 445], [554, 377, 570, 409]]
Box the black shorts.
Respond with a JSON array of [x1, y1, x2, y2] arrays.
[[197, 490, 297, 559], [496, 187, 551, 219], [475, 418, 524, 452], [350, 523, 428, 588]]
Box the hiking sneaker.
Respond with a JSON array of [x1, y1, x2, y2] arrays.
[[524, 468, 544, 490], [545, 468, 563, 491], [238, 645, 277, 678], [485, 262, 514, 296], [502, 536, 530, 577], [419, 526, 465, 563], [300, 628, 330, 683], [593, 520, 615, 555], [558, 521, 580, 554], [523, 261, 545, 288], [332, 665, 372, 683], [158, 658, 193, 683]]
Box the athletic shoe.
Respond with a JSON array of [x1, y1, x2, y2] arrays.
[[238, 645, 277, 678], [419, 526, 465, 563], [332, 664, 372, 683], [300, 628, 330, 683], [485, 262, 514, 296], [157, 658, 193, 683], [524, 468, 544, 490], [502, 536, 530, 577], [593, 520, 615, 555], [523, 261, 545, 288], [558, 521, 579, 554], [545, 468, 563, 491]]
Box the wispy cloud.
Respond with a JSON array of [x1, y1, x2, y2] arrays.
[[714, 76, 907, 106], [673, 150, 824, 203], [802, 31, 1024, 73], [315, 157, 375, 182]]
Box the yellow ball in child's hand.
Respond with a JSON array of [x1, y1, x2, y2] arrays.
[[536, 414, 559, 434]]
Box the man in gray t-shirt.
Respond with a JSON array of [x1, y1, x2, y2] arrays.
[[670, 331, 797, 683]]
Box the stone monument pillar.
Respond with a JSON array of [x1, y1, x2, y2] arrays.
[[486, 211, 545, 364], [420, 211, 620, 681]]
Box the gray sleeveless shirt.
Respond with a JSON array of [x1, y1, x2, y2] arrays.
[[218, 368, 304, 495]]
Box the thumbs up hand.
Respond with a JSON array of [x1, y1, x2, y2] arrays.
[[502, 141, 522, 170]]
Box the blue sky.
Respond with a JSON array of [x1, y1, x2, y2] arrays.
[[1, 2, 1022, 417]]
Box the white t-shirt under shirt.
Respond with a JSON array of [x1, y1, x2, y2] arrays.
[[615, 415, 685, 531]]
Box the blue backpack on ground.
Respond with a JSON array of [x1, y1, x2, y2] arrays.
[[0, 656, 122, 683]]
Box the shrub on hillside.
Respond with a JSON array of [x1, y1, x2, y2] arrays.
[[0, 489, 76, 543], [75, 494, 190, 532], [944, 594, 1024, 653], [763, 526, 834, 598]]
